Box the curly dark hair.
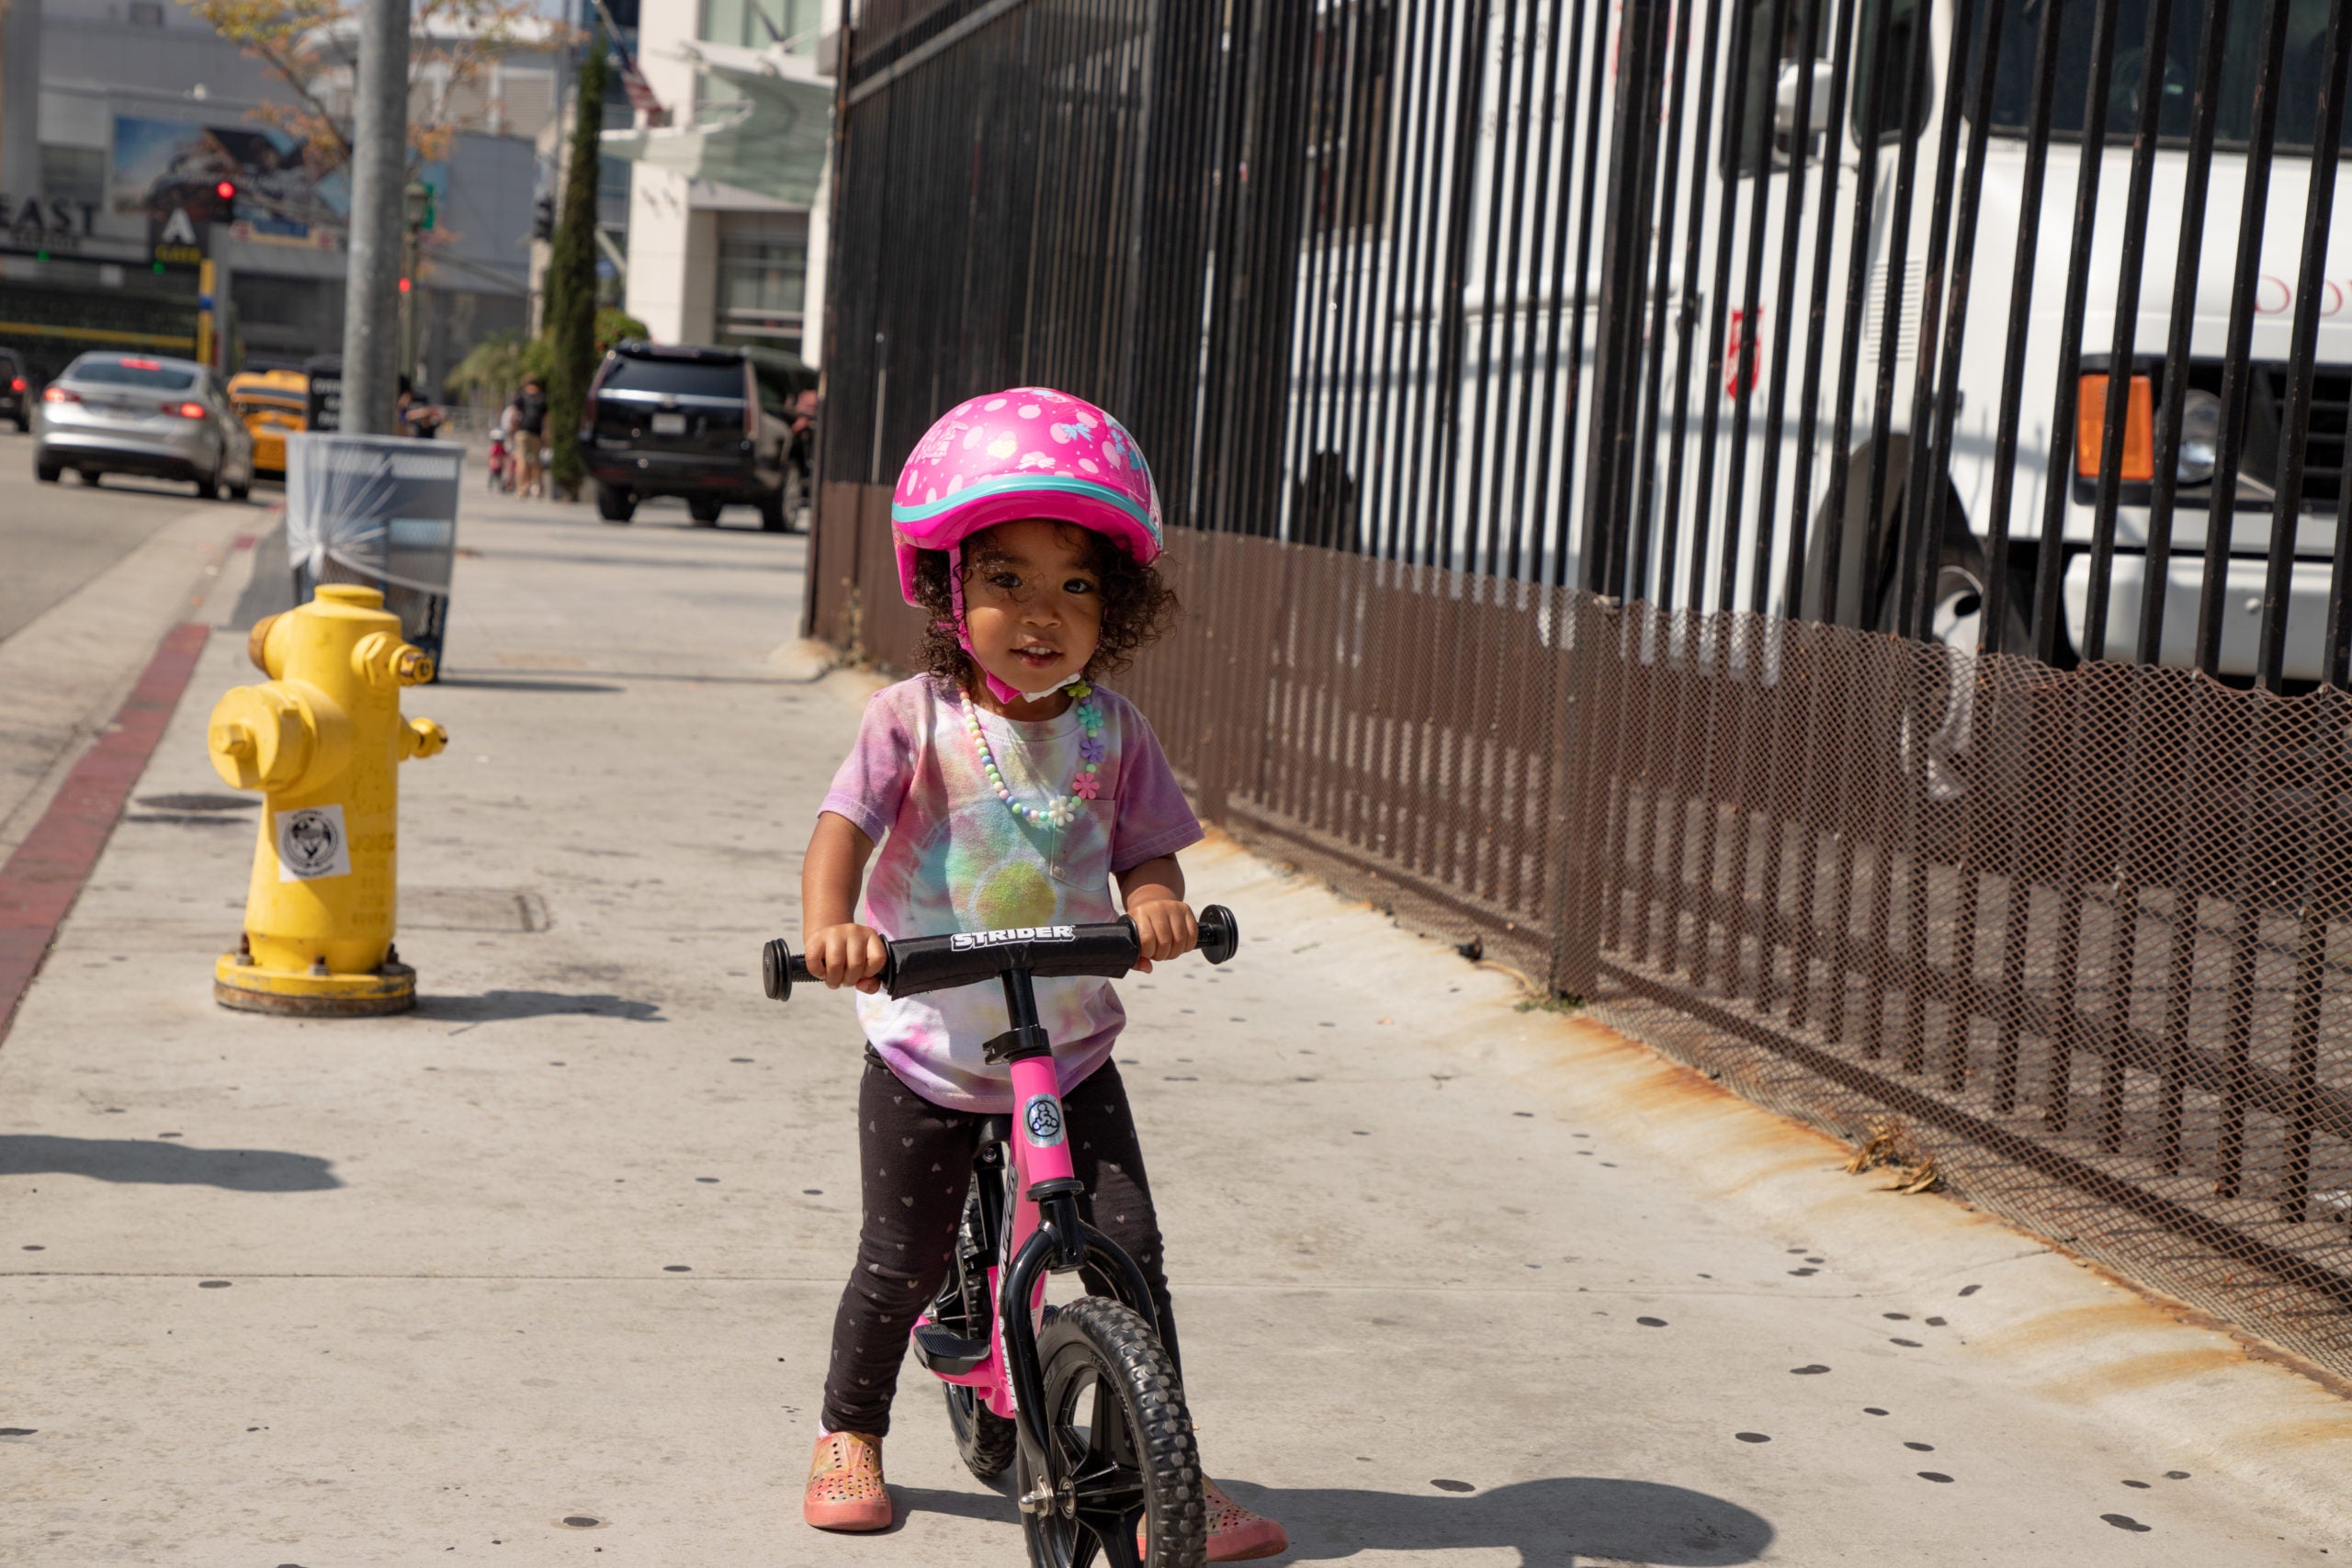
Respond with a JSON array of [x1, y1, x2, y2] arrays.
[[910, 522, 1179, 692]]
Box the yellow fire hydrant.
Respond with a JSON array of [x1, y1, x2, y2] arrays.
[[206, 584, 447, 1015]]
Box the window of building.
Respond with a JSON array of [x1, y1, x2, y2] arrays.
[[715, 219, 807, 355], [128, 0, 165, 26], [719, 234, 806, 316], [701, 0, 824, 53], [40, 145, 106, 209]]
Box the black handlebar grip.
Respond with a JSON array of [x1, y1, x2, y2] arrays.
[[1197, 904, 1240, 965], [762, 937, 813, 1001]]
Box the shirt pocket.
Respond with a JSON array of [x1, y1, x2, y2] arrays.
[[1046, 798, 1118, 890]]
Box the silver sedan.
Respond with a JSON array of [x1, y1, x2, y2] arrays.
[[33, 352, 254, 501]]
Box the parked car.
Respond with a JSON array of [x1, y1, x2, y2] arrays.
[[580, 341, 815, 529], [34, 352, 254, 499], [227, 367, 308, 479], [0, 348, 28, 432]]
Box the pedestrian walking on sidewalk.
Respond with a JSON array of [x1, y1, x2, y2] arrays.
[[796, 387, 1288, 1561], [512, 376, 548, 498]]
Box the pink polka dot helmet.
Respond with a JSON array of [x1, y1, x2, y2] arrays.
[[889, 386, 1163, 608]]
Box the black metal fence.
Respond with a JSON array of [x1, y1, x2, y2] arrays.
[[812, 0, 2352, 1379]]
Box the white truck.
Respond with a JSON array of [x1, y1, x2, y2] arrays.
[[1291, 0, 2347, 677]]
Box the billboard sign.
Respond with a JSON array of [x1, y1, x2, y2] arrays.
[[111, 117, 349, 250]]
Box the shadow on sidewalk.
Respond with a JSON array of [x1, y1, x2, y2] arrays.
[[1215, 1475, 1771, 1565], [0, 1134, 340, 1190], [429, 676, 626, 694], [417, 990, 666, 1023], [882, 1483, 1017, 1533], [876, 1475, 1770, 1563]]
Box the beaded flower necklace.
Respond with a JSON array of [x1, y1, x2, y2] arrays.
[[960, 682, 1104, 830]]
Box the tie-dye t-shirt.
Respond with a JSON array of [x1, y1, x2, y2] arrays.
[[820, 674, 1204, 1111]]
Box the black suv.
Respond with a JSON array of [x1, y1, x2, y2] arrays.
[[582, 341, 815, 529], [0, 348, 28, 431]]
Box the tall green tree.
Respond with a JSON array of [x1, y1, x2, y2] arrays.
[[544, 23, 610, 497]]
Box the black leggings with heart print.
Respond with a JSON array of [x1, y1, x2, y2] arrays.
[[820, 1048, 1181, 1438]]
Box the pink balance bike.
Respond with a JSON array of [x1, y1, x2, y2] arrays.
[[763, 908, 1241, 1568]]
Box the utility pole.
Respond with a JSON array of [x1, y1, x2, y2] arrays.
[[0, 0, 45, 204], [340, 0, 408, 435]]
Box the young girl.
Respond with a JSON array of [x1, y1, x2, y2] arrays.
[[798, 388, 1288, 1561]]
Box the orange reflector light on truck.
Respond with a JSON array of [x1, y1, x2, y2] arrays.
[[2077, 373, 2154, 482]]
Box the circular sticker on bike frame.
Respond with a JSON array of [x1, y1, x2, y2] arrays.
[[1023, 1093, 1066, 1148]]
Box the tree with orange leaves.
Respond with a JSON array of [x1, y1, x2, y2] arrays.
[[180, 0, 570, 174]]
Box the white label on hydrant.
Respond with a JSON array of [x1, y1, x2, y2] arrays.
[[276, 804, 352, 882]]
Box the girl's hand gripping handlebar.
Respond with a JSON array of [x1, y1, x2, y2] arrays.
[[762, 906, 1240, 1003]]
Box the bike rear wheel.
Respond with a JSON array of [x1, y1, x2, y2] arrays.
[[937, 1176, 1017, 1481], [1019, 1296, 1204, 1568]]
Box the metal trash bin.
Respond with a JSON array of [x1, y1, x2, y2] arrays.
[[284, 434, 462, 673]]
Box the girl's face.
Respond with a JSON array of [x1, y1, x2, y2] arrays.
[[960, 520, 1103, 704]]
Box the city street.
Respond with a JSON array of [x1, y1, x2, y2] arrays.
[[0, 427, 265, 642], [0, 428, 262, 863], [2, 481, 2348, 1563]]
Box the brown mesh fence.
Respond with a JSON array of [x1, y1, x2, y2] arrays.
[[1116, 533, 2352, 1376]]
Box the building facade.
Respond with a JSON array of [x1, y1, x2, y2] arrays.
[[0, 0, 556, 388], [618, 0, 832, 361]]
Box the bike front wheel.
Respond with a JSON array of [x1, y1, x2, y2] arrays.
[[1018, 1297, 1205, 1568]]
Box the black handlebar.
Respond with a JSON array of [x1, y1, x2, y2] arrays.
[[763, 906, 1239, 1003]]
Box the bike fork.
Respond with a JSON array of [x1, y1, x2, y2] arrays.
[[988, 966, 1163, 1503]]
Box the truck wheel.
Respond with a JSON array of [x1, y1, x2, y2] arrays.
[[594, 481, 636, 524], [1875, 513, 2033, 658], [35, 458, 59, 483], [196, 471, 220, 501]]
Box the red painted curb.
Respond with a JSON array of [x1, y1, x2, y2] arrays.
[[0, 621, 214, 1047]]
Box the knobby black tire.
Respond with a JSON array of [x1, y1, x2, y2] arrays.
[[945, 1383, 1018, 1481], [1019, 1296, 1204, 1568]]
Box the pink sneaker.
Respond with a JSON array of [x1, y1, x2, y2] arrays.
[[1204, 1481, 1289, 1562], [1144, 1479, 1288, 1562], [803, 1430, 892, 1532]]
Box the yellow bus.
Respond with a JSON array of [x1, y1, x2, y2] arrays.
[[227, 367, 308, 479]]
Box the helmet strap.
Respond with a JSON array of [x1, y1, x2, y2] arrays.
[[949, 542, 1081, 707]]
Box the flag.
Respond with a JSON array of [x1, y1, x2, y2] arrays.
[[594, 0, 669, 126]]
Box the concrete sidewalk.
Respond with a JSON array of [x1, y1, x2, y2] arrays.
[[3, 487, 2347, 1565]]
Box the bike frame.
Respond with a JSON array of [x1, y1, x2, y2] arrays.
[[915, 964, 1164, 1487], [764, 912, 1238, 1502]]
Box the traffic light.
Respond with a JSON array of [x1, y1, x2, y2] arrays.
[[203, 178, 238, 222], [532, 196, 554, 241]]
